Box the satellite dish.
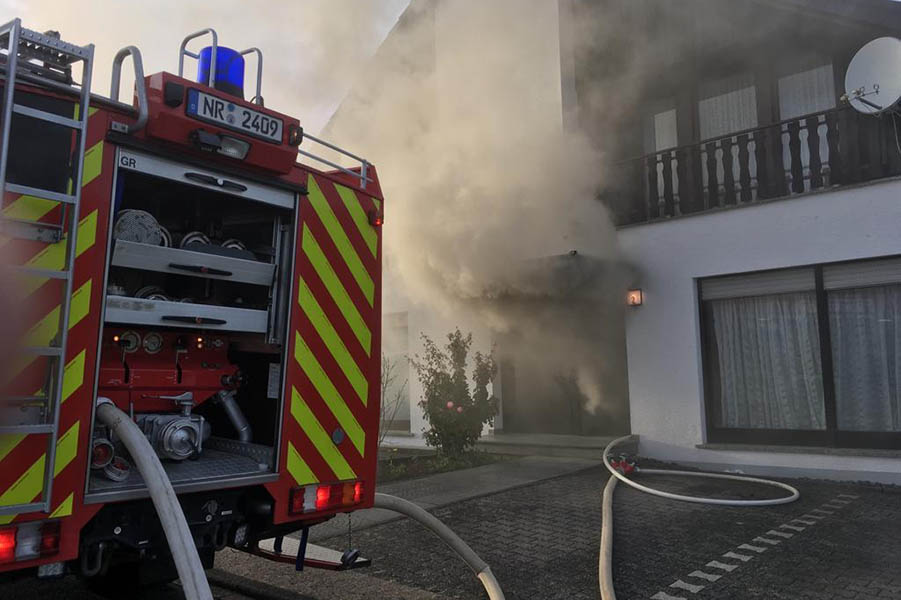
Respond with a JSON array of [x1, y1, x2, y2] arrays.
[[845, 37, 901, 115]]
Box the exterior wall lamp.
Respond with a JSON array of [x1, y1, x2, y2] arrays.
[[627, 289, 643, 307]]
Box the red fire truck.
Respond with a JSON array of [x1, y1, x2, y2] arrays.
[[0, 20, 383, 585]]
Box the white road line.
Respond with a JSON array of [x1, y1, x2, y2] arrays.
[[737, 543, 767, 553], [823, 503, 844, 510], [706, 560, 739, 572], [752, 536, 781, 545], [722, 551, 753, 562], [838, 493, 859, 499], [802, 513, 826, 520], [831, 498, 851, 505], [811, 508, 834, 515], [767, 529, 794, 539], [793, 518, 817, 526], [651, 592, 687, 600], [779, 524, 805, 532], [688, 570, 722, 582], [670, 579, 705, 594]]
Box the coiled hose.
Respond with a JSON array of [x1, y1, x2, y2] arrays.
[[599, 435, 800, 600]]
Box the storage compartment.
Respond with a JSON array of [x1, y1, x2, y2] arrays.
[[86, 149, 297, 501]]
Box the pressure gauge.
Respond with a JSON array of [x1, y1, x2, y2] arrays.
[[143, 332, 164, 354], [118, 331, 140, 353]]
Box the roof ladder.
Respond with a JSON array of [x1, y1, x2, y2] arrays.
[[0, 18, 94, 516]]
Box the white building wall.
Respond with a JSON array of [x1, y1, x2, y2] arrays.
[[618, 178, 901, 483]]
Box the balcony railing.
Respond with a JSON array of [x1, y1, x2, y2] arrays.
[[606, 106, 901, 226]]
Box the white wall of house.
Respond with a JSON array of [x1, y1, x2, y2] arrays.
[[618, 178, 901, 483]]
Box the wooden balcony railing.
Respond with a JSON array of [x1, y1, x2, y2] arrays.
[[605, 106, 901, 226]]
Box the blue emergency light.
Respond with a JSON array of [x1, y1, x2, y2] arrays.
[[197, 46, 245, 99]]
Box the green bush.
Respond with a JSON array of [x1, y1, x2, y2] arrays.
[[411, 329, 498, 457]]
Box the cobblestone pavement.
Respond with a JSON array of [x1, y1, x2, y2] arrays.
[[0, 574, 256, 600], [316, 465, 901, 600]]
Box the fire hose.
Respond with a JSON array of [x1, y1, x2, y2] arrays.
[[95, 397, 214, 600], [598, 435, 800, 600], [373, 493, 505, 600]]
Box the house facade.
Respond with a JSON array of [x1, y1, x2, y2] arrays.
[[581, 0, 901, 482], [327, 0, 901, 482]]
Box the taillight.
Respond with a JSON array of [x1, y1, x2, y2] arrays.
[[0, 527, 16, 563], [40, 521, 60, 557], [289, 481, 365, 514]]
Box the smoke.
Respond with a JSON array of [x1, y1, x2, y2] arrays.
[[324, 0, 630, 430]]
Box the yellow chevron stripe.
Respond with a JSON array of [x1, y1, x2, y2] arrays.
[[53, 422, 79, 477], [0, 421, 81, 522], [334, 183, 377, 258], [0, 454, 45, 516], [61, 350, 86, 404], [0, 434, 24, 462], [294, 332, 364, 456], [299, 279, 368, 406], [23, 279, 92, 348], [302, 224, 371, 355], [307, 176, 374, 306], [49, 492, 73, 518], [287, 441, 318, 486], [290, 387, 355, 480], [17, 209, 97, 297], [1, 140, 104, 222]]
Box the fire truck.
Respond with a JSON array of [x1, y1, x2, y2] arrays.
[[0, 19, 383, 585]]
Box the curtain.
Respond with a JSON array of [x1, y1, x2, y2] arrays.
[[710, 292, 826, 429], [829, 285, 901, 432], [698, 73, 758, 141], [777, 63, 836, 120]]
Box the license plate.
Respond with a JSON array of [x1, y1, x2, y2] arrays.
[[186, 89, 283, 143]]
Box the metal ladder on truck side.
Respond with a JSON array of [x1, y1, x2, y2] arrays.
[[0, 18, 94, 515]]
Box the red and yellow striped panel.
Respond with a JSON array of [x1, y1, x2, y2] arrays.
[[267, 169, 383, 524], [0, 99, 113, 567]]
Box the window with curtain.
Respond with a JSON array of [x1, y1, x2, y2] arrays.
[[705, 292, 826, 430], [777, 62, 836, 120], [702, 258, 901, 448], [698, 73, 758, 140], [829, 284, 901, 432]]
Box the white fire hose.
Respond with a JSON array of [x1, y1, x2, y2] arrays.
[[598, 435, 800, 600], [95, 398, 214, 600], [373, 493, 505, 600]]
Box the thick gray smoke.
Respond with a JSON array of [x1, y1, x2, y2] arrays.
[[324, 0, 629, 428]]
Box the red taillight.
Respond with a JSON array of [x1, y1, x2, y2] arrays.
[[40, 521, 60, 557], [0, 527, 15, 563], [368, 210, 383, 227], [289, 488, 305, 514], [354, 481, 364, 503], [315, 485, 331, 511]]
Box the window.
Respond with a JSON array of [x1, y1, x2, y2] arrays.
[[777, 62, 836, 120], [701, 258, 901, 449], [698, 73, 757, 140]]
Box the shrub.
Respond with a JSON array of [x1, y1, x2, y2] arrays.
[[410, 329, 498, 457]]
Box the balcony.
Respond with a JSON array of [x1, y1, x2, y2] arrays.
[[606, 106, 901, 226]]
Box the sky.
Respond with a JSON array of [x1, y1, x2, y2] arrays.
[[1, 0, 410, 133]]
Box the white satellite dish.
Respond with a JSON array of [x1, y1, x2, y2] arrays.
[[845, 37, 901, 115]]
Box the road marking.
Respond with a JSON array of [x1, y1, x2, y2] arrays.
[[737, 543, 767, 553], [723, 551, 753, 562], [793, 518, 817, 526], [688, 570, 722, 582], [811, 508, 834, 515], [803, 513, 826, 520], [831, 498, 851, 505], [767, 529, 794, 539], [780, 524, 805, 532], [670, 579, 705, 594], [706, 560, 739, 572], [838, 493, 859, 500], [823, 503, 844, 509], [651, 592, 687, 600], [752, 536, 781, 545]]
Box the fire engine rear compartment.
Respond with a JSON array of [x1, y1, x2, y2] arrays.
[[84, 147, 297, 502]]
